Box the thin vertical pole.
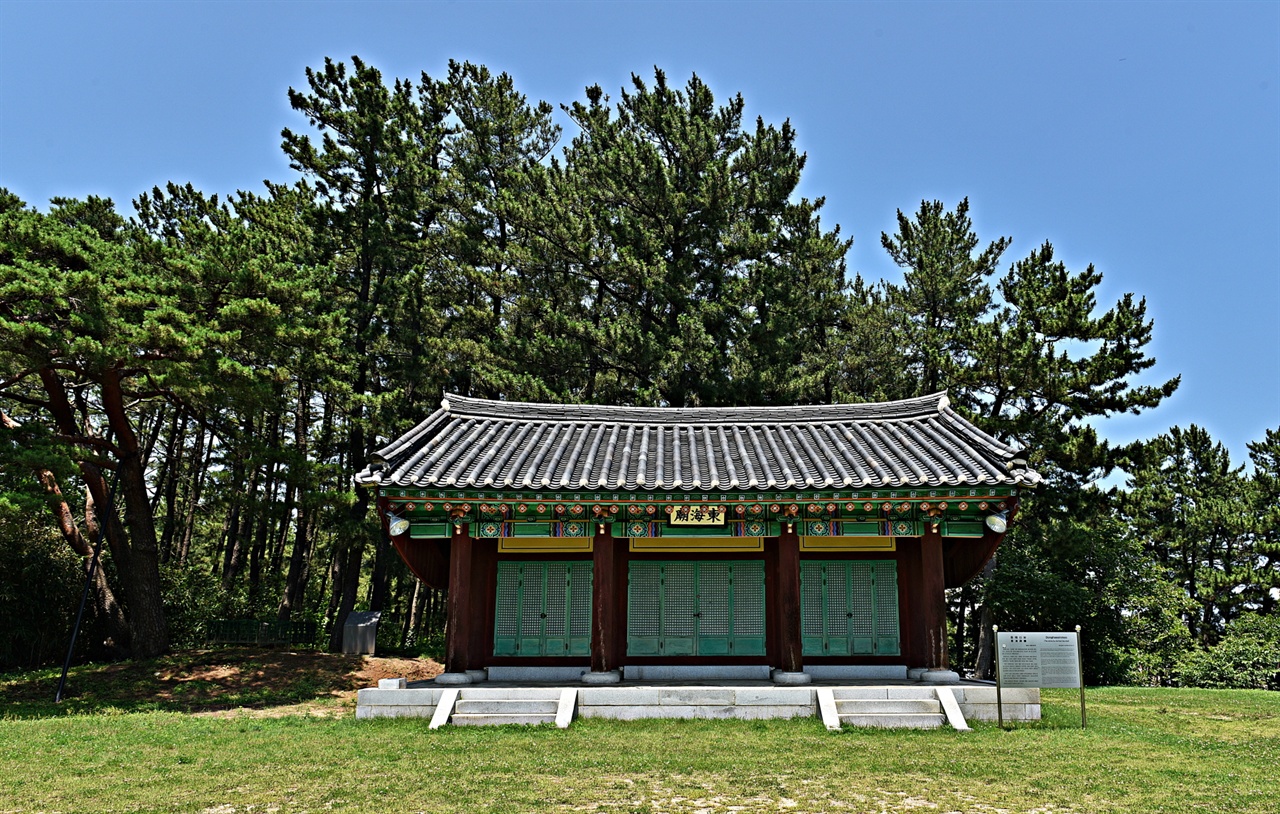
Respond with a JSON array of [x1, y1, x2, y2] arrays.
[[57, 468, 121, 703], [1076, 624, 1086, 729], [993, 624, 1003, 729]]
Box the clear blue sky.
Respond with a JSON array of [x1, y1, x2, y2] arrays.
[[2, 1, 1276, 466]]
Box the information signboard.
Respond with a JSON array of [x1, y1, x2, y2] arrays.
[[996, 631, 1081, 688], [992, 626, 1086, 728]]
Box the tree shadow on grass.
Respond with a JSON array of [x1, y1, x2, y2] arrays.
[[0, 648, 440, 719]]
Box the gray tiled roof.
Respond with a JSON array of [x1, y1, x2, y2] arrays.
[[356, 393, 1041, 491]]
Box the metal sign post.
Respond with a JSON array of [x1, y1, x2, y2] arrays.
[[993, 624, 1003, 729], [56, 467, 121, 703], [1076, 625, 1086, 729]]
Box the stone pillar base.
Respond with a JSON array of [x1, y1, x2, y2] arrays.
[[772, 670, 813, 685], [434, 672, 473, 685], [920, 669, 960, 684], [581, 670, 622, 685], [465, 669, 488, 683], [906, 668, 928, 681]]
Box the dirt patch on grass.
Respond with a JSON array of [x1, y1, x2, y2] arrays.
[[1, 648, 442, 718]]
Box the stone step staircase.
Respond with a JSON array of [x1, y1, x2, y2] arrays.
[[818, 686, 968, 730], [432, 687, 575, 728]]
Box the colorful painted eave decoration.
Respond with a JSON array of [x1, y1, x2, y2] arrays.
[[382, 486, 1017, 539]]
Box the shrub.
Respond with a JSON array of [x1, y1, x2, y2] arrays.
[[1176, 613, 1280, 690]]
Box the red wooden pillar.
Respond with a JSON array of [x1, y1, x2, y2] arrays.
[[445, 522, 472, 673], [776, 523, 804, 673], [468, 537, 496, 669], [920, 523, 949, 670], [896, 538, 924, 667], [590, 522, 617, 673]]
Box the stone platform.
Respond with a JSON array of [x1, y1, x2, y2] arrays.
[[356, 677, 1040, 729]]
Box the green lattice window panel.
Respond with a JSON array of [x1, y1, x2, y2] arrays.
[[626, 561, 766, 657], [801, 560, 900, 657], [494, 561, 592, 657]]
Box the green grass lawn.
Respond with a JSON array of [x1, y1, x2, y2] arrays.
[[1, 658, 1276, 813]]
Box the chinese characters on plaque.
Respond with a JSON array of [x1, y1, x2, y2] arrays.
[[666, 505, 727, 526]]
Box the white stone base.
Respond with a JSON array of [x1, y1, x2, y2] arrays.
[[435, 672, 473, 685], [772, 671, 813, 685], [906, 668, 928, 680], [378, 677, 407, 689], [920, 669, 961, 684], [581, 670, 622, 684], [486, 665, 588, 682], [622, 664, 773, 681], [806, 665, 909, 681], [465, 669, 488, 683]]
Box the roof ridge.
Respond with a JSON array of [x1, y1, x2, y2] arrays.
[[440, 392, 950, 425]]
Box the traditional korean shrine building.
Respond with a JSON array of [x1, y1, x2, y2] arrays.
[[356, 393, 1040, 685]]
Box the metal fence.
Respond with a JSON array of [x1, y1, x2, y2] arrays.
[[205, 619, 318, 648]]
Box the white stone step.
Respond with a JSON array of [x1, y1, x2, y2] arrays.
[[840, 713, 945, 729], [835, 699, 942, 715], [451, 713, 557, 726], [454, 699, 560, 715], [831, 687, 938, 701], [457, 687, 564, 701]]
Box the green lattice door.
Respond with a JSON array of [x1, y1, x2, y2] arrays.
[[801, 560, 900, 656], [627, 561, 765, 657], [494, 561, 592, 657]]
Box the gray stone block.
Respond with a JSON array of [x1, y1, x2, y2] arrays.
[[356, 705, 436, 719], [622, 664, 771, 681], [806, 664, 909, 681], [378, 678, 407, 689], [960, 702, 1041, 721], [578, 687, 663, 706], [958, 687, 1040, 704], [660, 688, 736, 706], [725, 705, 809, 720], [357, 688, 442, 706], [486, 665, 586, 682], [735, 687, 814, 706]]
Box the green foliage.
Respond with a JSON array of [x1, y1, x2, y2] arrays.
[[524, 68, 849, 406], [1122, 426, 1262, 645], [158, 563, 225, 650], [1176, 613, 1280, 690], [0, 513, 85, 671], [987, 503, 1190, 685]]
